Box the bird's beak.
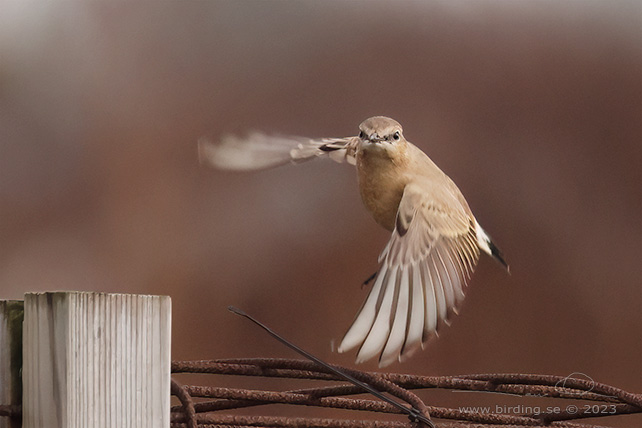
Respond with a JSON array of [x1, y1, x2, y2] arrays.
[[367, 134, 385, 144]]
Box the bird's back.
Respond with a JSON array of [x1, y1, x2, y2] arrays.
[[405, 142, 475, 219]]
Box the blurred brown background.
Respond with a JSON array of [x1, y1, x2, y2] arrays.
[[1, 1, 640, 426]]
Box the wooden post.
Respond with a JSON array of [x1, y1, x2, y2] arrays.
[[0, 301, 23, 428], [22, 292, 171, 428]]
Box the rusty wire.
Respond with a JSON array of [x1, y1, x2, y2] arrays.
[[170, 358, 641, 428]]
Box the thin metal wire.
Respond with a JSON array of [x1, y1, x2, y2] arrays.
[[228, 306, 434, 427]]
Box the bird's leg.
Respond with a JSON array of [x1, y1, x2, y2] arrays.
[[362, 271, 378, 288]]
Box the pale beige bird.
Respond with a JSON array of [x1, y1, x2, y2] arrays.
[[198, 116, 508, 367]]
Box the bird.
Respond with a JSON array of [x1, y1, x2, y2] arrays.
[[198, 116, 508, 367]]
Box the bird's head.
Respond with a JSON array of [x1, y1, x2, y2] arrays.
[[358, 116, 407, 159]]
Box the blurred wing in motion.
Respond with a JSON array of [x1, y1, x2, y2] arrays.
[[338, 183, 480, 367], [198, 133, 357, 171]]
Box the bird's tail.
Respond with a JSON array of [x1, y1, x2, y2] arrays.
[[475, 221, 509, 271]]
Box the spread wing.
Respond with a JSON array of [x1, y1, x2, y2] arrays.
[[198, 133, 357, 171], [338, 182, 480, 367]]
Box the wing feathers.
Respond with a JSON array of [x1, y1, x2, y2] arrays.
[[421, 261, 439, 341], [339, 184, 481, 366], [430, 255, 450, 326], [198, 134, 356, 171], [337, 264, 388, 354], [380, 267, 410, 366], [355, 267, 398, 363], [400, 264, 425, 360]]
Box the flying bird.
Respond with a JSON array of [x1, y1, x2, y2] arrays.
[[198, 116, 508, 367]]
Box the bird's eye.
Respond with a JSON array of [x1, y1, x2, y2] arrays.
[[359, 131, 366, 139], [393, 131, 401, 141]]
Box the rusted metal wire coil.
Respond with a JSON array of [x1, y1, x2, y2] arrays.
[[171, 358, 641, 428]]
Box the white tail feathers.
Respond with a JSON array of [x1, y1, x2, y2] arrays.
[[475, 221, 492, 256], [475, 221, 509, 270]]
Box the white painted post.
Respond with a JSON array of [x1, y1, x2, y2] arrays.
[[22, 292, 171, 428], [0, 301, 23, 428]]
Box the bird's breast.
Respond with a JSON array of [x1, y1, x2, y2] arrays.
[[356, 149, 407, 231]]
